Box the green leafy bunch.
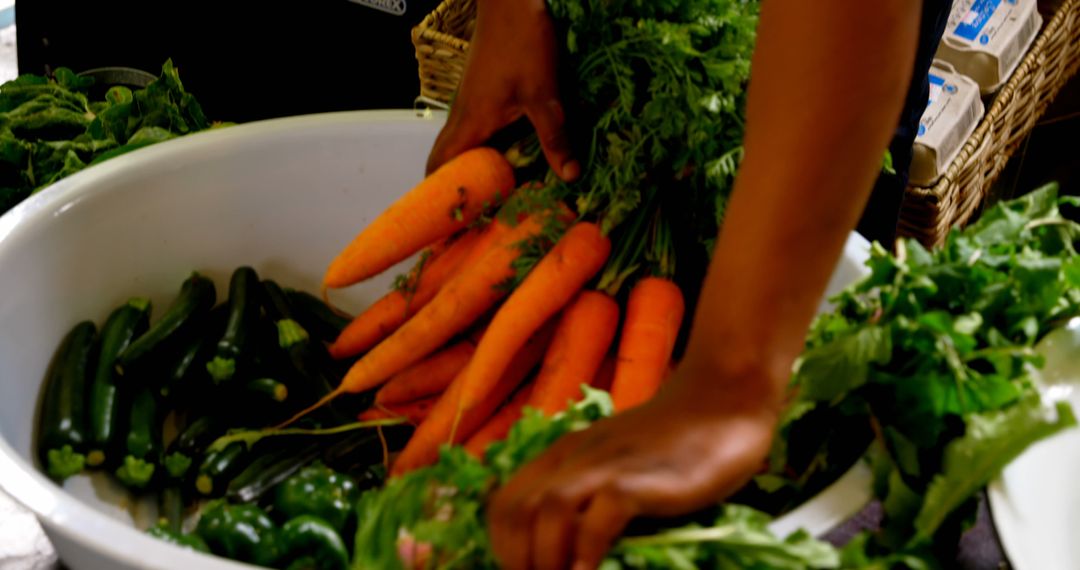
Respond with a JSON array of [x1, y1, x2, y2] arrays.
[[526, 0, 760, 288], [759, 183, 1080, 555], [0, 59, 214, 214]]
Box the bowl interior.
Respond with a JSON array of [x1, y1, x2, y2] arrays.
[[0, 109, 873, 568]]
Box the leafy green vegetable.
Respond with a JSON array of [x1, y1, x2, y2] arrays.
[[768, 183, 1080, 549], [913, 398, 1075, 541], [0, 60, 214, 215], [604, 505, 838, 570]]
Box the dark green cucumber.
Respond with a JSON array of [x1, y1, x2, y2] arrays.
[[86, 298, 151, 468], [279, 320, 362, 423], [162, 415, 225, 481], [114, 385, 161, 490], [226, 431, 381, 505], [246, 377, 289, 403], [116, 273, 216, 376], [169, 415, 224, 456], [157, 485, 185, 534], [260, 283, 349, 420], [206, 267, 260, 384], [226, 442, 323, 504], [262, 280, 296, 322], [285, 289, 352, 343], [159, 304, 227, 403], [195, 441, 248, 496], [37, 321, 97, 482]]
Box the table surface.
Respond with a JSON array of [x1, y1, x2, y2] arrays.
[[1, 486, 1009, 570]]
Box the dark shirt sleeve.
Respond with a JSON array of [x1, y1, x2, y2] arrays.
[[857, 0, 955, 245]]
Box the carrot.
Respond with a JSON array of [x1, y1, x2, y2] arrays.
[[391, 322, 555, 475], [328, 227, 487, 359], [528, 291, 619, 415], [453, 222, 611, 422], [464, 384, 535, 457], [358, 396, 439, 425], [610, 277, 685, 412], [277, 215, 548, 428], [293, 214, 543, 417], [593, 356, 617, 392], [338, 214, 546, 390], [374, 340, 476, 406], [323, 147, 516, 288]]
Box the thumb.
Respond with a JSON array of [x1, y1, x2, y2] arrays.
[[426, 107, 501, 175], [526, 99, 580, 182]]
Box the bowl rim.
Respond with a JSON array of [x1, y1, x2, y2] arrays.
[[0, 107, 874, 568]]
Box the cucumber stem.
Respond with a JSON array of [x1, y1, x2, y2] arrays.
[[163, 452, 193, 480], [276, 319, 309, 349], [46, 445, 86, 481], [126, 297, 151, 312], [115, 455, 155, 489], [205, 356, 236, 384]]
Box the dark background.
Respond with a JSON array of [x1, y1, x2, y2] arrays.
[[15, 0, 442, 123]]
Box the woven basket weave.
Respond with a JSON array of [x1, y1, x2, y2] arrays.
[[898, 0, 1080, 246], [412, 0, 475, 108], [413, 0, 1080, 245]]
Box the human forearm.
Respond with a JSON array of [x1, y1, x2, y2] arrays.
[[679, 0, 923, 409]]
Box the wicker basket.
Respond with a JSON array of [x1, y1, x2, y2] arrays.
[[412, 0, 475, 108], [898, 0, 1080, 246], [413, 0, 1080, 244]]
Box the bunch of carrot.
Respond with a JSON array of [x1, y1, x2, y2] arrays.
[[305, 147, 687, 476]]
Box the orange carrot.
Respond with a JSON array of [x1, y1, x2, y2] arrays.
[[374, 340, 476, 406], [464, 384, 535, 457], [337, 214, 544, 394], [593, 356, 617, 392], [610, 277, 686, 412], [358, 396, 439, 425], [528, 291, 619, 415], [323, 147, 515, 288], [453, 222, 611, 421], [391, 322, 555, 475], [328, 227, 487, 359], [277, 214, 548, 428]]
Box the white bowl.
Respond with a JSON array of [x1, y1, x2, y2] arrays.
[[0, 110, 873, 569]]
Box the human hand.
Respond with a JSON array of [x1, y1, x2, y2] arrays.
[[426, 0, 579, 181], [487, 369, 779, 570]]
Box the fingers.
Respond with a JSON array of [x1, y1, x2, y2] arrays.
[[490, 435, 581, 569], [531, 490, 577, 570], [573, 487, 637, 570], [525, 99, 580, 182], [491, 433, 634, 570]]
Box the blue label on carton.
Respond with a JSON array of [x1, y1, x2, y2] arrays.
[[954, 0, 1002, 41], [928, 74, 946, 108]]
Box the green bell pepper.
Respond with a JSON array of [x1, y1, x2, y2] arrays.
[[273, 463, 358, 534], [195, 500, 279, 566], [146, 523, 210, 553], [279, 515, 349, 570]]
